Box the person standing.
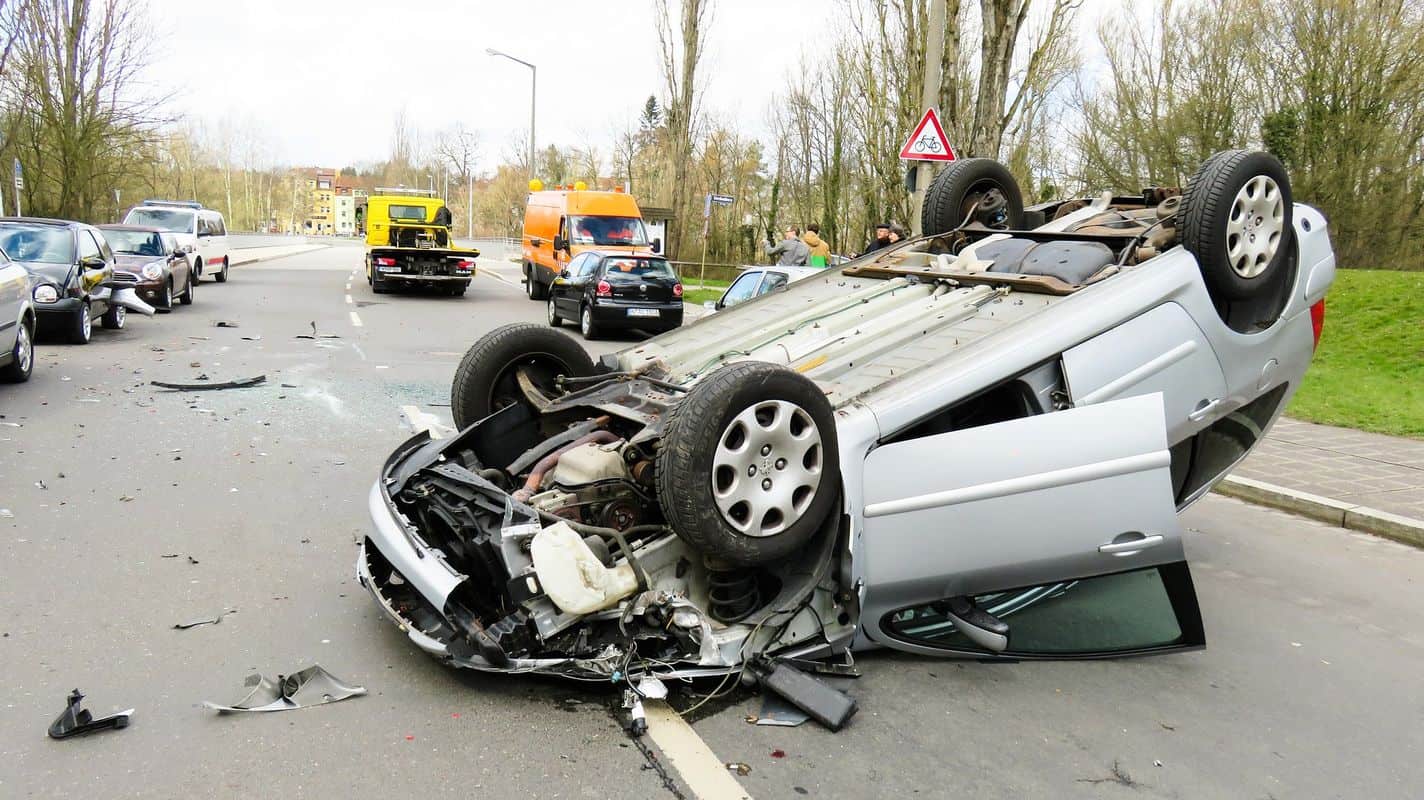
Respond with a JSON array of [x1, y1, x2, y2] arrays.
[[803, 223, 832, 267], [766, 226, 810, 266], [863, 222, 892, 254], [888, 223, 907, 245]]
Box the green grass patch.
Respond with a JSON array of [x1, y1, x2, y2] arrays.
[[683, 287, 724, 306], [1288, 269, 1424, 439]]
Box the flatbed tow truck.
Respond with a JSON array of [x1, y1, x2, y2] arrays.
[[364, 188, 479, 296]]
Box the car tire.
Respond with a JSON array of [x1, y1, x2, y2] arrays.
[[921, 158, 1025, 235], [656, 360, 839, 566], [372, 270, 388, 294], [179, 272, 196, 305], [70, 303, 92, 344], [525, 263, 548, 300], [579, 305, 600, 340], [214, 258, 229, 283], [158, 278, 175, 313], [450, 323, 597, 430], [1179, 150, 1293, 302], [547, 297, 562, 327], [101, 303, 126, 330], [1, 318, 34, 383]]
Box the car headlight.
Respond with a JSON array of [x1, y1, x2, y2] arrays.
[[141, 263, 163, 280], [33, 284, 59, 303]]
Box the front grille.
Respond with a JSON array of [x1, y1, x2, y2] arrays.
[[112, 271, 140, 284]]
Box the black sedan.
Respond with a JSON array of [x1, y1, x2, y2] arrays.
[[98, 225, 195, 312], [0, 218, 126, 343], [546, 251, 683, 339]]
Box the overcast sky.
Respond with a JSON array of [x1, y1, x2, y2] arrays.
[[142, 0, 1113, 172]]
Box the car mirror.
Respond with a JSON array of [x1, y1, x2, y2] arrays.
[[80, 256, 106, 270], [651, 237, 662, 254], [703, 300, 718, 312], [552, 235, 568, 252]]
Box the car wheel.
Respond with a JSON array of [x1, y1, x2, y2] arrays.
[[179, 271, 196, 305], [158, 278, 175, 312], [656, 361, 839, 565], [1179, 150, 1293, 302], [192, 258, 204, 283], [372, 271, 388, 294], [101, 303, 126, 330], [525, 263, 547, 300], [1, 319, 34, 382], [214, 258, 229, 283], [579, 305, 600, 340], [921, 158, 1025, 235], [546, 297, 562, 327], [70, 303, 92, 344], [450, 323, 597, 430]]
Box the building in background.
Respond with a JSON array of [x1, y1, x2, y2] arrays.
[[302, 169, 336, 235], [334, 188, 355, 236]]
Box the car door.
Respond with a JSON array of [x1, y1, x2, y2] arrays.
[[857, 392, 1204, 660], [75, 230, 111, 313], [160, 233, 188, 289], [718, 271, 764, 309], [195, 214, 215, 268], [209, 214, 229, 265], [552, 253, 590, 317]]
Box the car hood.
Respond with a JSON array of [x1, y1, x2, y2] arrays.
[[114, 254, 165, 270], [17, 261, 73, 286]]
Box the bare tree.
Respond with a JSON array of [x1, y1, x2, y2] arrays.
[[655, 0, 714, 257]]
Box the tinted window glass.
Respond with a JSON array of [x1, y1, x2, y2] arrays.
[[0, 225, 75, 264], [569, 216, 649, 246], [126, 208, 195, 234], [92, 231, 114, 261], [388, 205, 428, 222], [883, 565, 1193, 656], [721, 272, 763, 306], [104, 229, 164, 256], [572, 254, 598, 278], [602, 257, 674, 283], [758, 271, 789, 295]]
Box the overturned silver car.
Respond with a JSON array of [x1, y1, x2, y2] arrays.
[[358, 151, 1334, 683]]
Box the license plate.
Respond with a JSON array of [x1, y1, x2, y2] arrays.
[[627, 308, 660, 318]]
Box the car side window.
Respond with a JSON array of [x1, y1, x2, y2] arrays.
[[76, 230, 101, 263], [578, 256, 601, 279], [562, 253, 586, 277], [212, 216, 226, 236], [721, 272, 763, 306], [197, 216, 211, 237], [758, 272, 789, 296]]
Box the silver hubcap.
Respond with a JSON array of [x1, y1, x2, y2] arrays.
[[114, 306, 126, 327], [1225, 175, 1284, 279], [581, 309, 590, 334], [16, 325, 30, 372], [547, 299, 556, 323], [711, 400, 823, 537], [80, 309, 91, 339]]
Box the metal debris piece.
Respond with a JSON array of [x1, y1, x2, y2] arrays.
[[151, 375, 266, 392], [726, 762, 752, 776], [212, 320, 240, 328], [48, 689, 133, 739], [174, 613, 224, 630], [0, 509, 12, 519], [203, 664, 367, 713]]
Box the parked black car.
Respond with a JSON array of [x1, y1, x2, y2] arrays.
[[98, 224, 195, 312], [546, 251, 684, 339], [0, 218, 131, 343]]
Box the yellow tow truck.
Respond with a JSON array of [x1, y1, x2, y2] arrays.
[[363, 189, 479, 296]]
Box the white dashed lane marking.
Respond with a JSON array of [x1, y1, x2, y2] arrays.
[[349, 311, 363, 327]]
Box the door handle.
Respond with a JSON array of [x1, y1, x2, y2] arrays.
[[1098, 533, 1164, 555], [1188, 398, 1224, 422]]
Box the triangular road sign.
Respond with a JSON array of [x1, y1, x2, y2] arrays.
[[899, 109, 957, 162]]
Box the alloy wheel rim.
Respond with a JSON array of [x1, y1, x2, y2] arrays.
[[81, 308, 91, 339], [710, 399, 823, 537], [16, 325, 30, 373], [581, 309, 591, 335], [1225, 175, 1284, 279], [547, 299, 557, 323], [115, 305, 126, 328]]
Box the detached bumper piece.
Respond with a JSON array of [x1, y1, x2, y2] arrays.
[[751, 658, 858, 732], [48, 689, 133, 739], [202, 664, 366, 713]]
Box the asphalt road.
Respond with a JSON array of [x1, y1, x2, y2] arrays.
[[2, 245, 1421, 799]]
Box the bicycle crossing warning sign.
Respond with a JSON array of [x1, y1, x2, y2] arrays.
[[899, 109, 956, 162]]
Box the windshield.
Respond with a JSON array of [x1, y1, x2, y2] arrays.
[[602, 257, 675, 282], [103, 229, 166, 256], [570, 216, 649, 246], [125, 207, 195, 234], [0, 225, 74, 264], [388, 205, 429, 222]]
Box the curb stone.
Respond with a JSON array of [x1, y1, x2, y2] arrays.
[[1214, 475, 1424, 549]]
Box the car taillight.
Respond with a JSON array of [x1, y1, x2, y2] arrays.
[[1310, 298, 1326, 351], [455, 260, 474, 271], [672, 283, 683, 298], [596, 280, 612, 297], [374, 257, 395, 266]]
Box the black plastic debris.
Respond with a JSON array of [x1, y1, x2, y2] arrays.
[[203, 664, 366, 713], [212, 320, 240, 328], [151, 375, 266, 392], [173, 613, 224, 630], [751, 658, 858, 732], [48, 689, 132, 739]]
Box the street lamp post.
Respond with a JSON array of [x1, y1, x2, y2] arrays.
[[486, 48, 536, 183]]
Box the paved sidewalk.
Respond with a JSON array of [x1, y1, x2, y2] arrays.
[[229, 243, 328, 266], [1222, 417, 1424, 546]]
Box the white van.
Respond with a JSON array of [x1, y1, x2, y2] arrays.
[[123, 201, 232, 283]]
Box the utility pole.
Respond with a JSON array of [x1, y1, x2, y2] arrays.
[[910, 0, 947, 237], [467, 172, 474, 238]]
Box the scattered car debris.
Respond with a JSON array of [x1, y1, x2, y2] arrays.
[[118, 495, 134, 502], [750, 659, 858, 732], [726, 762, 751, 776], [174, 613, 225, 630], [212, 320, 240, 328], [203, 664, 366, 713], [190, 361, 202, 368], [151, 375, 267, 392], [34, 480, 46, 490], [241, 335, 262, 341], [48, 689, 133, 739]]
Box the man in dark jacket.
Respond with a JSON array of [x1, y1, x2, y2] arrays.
[[766, 226, 810, 266], [863, 223, 892, 254]]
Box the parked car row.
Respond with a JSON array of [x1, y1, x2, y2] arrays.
[[0, 201, 230, 384]]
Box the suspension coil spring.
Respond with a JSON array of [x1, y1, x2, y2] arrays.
[[707, 568, 760, 624]]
